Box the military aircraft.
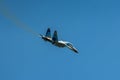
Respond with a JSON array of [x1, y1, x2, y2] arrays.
[[39, 28, 78, 53]]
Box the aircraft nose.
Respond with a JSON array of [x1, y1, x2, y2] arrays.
[[72, 47, 78, 53]]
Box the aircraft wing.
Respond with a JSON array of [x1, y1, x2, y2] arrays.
[[52, 30, 58, 42]]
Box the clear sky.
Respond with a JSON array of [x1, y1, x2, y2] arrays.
[[0, 0, 120, 80]]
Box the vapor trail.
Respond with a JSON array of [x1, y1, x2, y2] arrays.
[[0, 6, 40, 37]]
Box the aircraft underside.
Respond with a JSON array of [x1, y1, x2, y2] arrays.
[[53, 42, 66, 47]]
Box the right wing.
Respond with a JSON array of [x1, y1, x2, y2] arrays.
[[52, 30, 58, 42], [45, 28, 51, 38]]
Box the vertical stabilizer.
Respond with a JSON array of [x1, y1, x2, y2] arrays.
[[45, 28, 51, 38], [52, 30, 58, 42]]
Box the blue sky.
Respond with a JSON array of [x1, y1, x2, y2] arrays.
[[0, 0, 120, 80]]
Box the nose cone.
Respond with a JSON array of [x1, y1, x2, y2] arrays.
[[65, 42, 78, 53], [72, 47, 78, 53]]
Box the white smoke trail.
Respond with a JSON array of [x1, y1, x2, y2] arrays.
[[0, 4, 41, 37]]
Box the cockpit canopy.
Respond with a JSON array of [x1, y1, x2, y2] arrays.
[[66, 42, 73, 47]]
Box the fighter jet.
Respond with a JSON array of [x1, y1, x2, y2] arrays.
[[39, 28, 78, 53]]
